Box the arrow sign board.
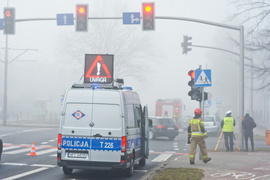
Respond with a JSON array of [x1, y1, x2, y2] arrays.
[[123, 12, 140, 24], [195, 69, 212, 87], [0, 19, 3, 30], [57, 14, 74, 26], [84, 54, 114, 84]]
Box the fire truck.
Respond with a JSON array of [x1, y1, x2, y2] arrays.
[[155, 98, 183, 124]]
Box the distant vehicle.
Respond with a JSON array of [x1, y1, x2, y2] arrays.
[[181, 116, 193, 131], [149, 117, 179, 140], [203, 115, 221, 136]]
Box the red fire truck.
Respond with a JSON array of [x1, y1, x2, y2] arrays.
[[155, 98, 183, 124]]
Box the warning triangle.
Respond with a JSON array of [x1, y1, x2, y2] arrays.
[[85, 55, 112, 78], [196, 71, 210, 84]]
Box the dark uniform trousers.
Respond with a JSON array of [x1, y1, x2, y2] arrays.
[[224, 131, 234, 151], [244, 131, 254, 150]]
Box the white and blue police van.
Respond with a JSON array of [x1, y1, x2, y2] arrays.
[[57, 79, 150, 177]]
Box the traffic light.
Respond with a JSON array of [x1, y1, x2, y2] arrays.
[[76, 4, 88, 32], [142, 3, 155, 31], [188, 70, 201, 101], [181, 35, 192, 55], [3, 7, 15, 35]]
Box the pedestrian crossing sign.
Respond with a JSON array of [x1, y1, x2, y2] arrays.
[[195, 69, 211, 87]]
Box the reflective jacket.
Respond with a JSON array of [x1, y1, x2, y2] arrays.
[[222, 117, 234, 132], [187, 118, 207, 137]]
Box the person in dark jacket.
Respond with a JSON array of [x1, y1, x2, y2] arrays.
[[242, 113, 256, 152]]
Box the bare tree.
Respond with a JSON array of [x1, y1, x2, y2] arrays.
[[54, 2, 159, 85], [231, 0, 270, 90]]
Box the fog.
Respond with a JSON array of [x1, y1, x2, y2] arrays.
[[0, 0, 266, 125]]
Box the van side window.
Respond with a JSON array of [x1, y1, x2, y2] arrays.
[[126, 105, 135, 128], [134, 106, 142, 128]]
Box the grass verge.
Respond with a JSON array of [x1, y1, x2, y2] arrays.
[[152, 168, 204, 180]]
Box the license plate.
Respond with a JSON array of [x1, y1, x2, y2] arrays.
[[167, 127, 174, 130], [67, 152, 87, 158]]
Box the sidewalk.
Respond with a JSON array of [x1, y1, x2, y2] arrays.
[[141, 149, 270, 180], [141, 124, 270, 180]]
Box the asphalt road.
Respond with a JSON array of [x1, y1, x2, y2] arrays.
[[0, 126, 266, 180]]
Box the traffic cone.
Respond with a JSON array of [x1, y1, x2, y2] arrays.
[[29, 142, 37, 156]]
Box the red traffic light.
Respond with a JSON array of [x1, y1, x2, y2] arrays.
[[5, 10, 11, 17], [78, 7, 85, 14], [144, 5, 152, 12], [188, 70, 195, 79]]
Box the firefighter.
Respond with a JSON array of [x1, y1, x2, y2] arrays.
[[164, 110, 168, 117], [188, 108, 211, 164], [220, 110, 235, 152]]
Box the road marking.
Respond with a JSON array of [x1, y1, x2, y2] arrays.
[[27, 148, 56, 156], [134, 170, 148, 173], [4, 147, 43, 155], [2, 167, 48, 180], [2, 162, 27, 166], [152, 154, 172, 162], [31, 164, 57, 168], [3, 146, 21, 151]]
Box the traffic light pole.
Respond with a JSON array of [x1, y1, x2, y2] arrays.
[[158, 16, 245, 148], [3, 35, 8, 125]]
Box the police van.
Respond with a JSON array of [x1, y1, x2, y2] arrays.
[[57, 79, 150, 177]]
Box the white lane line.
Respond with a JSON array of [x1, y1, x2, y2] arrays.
[[4, 147, 43, 155], [2, 167, 48, 180], [49, 140, 55, 142], [31, 164, 57, 168], [152, 154, 172, 162], [28, 148, 56, 156], [3, 146, 21, 151], [41, 142, 48, 145], [50, 154, 57, 157], [2, 162, 27, 166]]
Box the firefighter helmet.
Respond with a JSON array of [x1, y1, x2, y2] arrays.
[[194, 108, 202, 115]]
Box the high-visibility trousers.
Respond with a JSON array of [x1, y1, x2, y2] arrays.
[[189, 136, 209, 162]]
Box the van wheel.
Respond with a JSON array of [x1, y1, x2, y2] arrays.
[[139, 157, 146, 166], [63, 166, 73, 175], [149, 130, 155, 140], [125, 158, 134, 177]]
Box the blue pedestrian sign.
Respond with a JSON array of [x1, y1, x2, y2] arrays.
[[57, 14, 74, 26], [195, 69, 212, 87], [0, 19, 3, 30], [204, 100, 212, 108], [123, 12, 140, 24]]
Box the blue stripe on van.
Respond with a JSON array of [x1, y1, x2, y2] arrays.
[[127, 137, 142, 149], [61, 136, 121, 151], [91, 138, 121, 151], [62, 136, 90, 150]]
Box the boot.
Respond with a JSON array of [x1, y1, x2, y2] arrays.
[[204, 157, 211, 163], [190, 160, 195, 165]]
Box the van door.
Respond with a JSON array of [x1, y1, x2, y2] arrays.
[[90, 103, 122, 162], [61, 103, 92, 161], [142, 105, 149, 158]]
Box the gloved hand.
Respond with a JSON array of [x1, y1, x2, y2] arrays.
[[187, 137, 191, 144], [204, 134, 208, 139]]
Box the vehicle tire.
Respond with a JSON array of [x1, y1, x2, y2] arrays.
[[63, 166, 73, 175], [139, 157, 146, 166], [149, 130, 155, 140], [0, 139, 3, 161], [169, 136, 176, 140], [125, 158, 134, 177]]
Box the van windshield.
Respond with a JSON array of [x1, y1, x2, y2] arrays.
[[204, 117, 214, 122]]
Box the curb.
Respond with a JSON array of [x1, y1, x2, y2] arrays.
[[140, 162, 168, 180]]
